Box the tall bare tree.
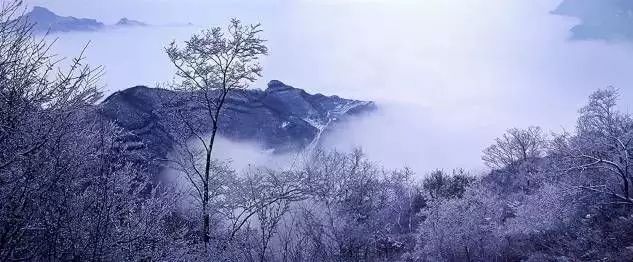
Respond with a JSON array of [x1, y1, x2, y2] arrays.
[[165, 18, 268, 247]]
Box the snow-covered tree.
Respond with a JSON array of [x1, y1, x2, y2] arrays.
[[552, 87, 633, 205], [165, 18, 268, 248], [483, 126, 547, 169]]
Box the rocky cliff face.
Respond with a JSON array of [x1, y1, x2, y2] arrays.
[[98, 80, 376, 167]]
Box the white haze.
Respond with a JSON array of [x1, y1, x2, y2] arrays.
[[24, 0, 633, 175], [205, 137, 301, 173]]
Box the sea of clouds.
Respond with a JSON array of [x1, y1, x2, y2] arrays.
[[30, 0, 633, 175]]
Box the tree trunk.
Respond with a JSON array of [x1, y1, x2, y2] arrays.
[[202, 125, 219, 249]]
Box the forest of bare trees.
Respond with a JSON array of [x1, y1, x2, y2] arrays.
[[1, 1, 633, 261]]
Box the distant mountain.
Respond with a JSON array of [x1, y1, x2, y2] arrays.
[[115, 18, 147, 27], [20, 6, 104, 33], [552, 0, 633, 41], [96, 80, 376, 172]]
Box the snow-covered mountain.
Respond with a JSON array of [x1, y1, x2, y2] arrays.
[[96, 80, 376, 170]]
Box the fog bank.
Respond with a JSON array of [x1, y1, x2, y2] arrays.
[[28, 0, 633, 174]]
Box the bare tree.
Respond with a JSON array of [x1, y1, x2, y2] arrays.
[[0, 2, 103, 257], [417, 186, 505, 261], [165, 18, 268, 247], [0, 0, 102, 172], [482, 126, 547, 169], [552, 87, 633, 205], [0, 2, 185, 260], [245, 169, 295, 262], [221, 167, 305, 242]]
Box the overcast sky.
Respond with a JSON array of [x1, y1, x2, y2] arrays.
[[19, 0, 633, 173]]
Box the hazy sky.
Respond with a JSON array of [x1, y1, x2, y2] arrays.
[[20, 0, 633, 174]]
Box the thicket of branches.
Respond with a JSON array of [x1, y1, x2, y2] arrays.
[[2, 1, 633, 261]]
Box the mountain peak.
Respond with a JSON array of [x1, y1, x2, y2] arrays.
[[29, 6, 56, 18], [18, 6, 104, 33], [31, 6, 53, 13], [116, 17, 147, 26], [267, 80, 287, 89]]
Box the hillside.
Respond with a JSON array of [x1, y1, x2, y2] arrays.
[[96, 80, 376, 170]]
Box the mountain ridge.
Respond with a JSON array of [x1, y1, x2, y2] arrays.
[[22, 6, 104, 33], [18, 6, 150, 33], [96, 80, 376, 172]]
